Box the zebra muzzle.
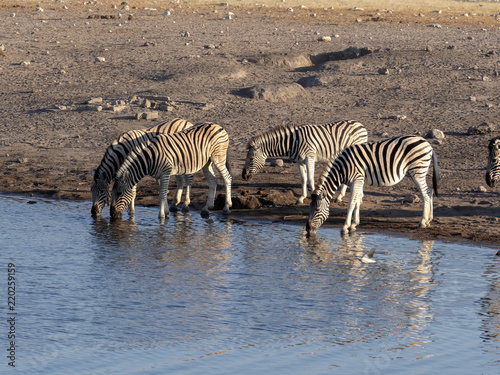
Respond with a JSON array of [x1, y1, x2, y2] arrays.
[[110, 205, 123, 219], [241, 169, 252, 181]]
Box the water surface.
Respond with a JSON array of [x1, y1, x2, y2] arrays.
[[1, 195, 499, 374]]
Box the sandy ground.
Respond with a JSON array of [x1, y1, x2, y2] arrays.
[[1, 1, 499, 249]]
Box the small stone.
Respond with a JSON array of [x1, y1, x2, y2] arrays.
[[112, 105, 128, 112], [164, 11, 171, 16], [482, 75, 491, 81], [469, 96, 477, 102], [426, 129, 445, 140], [271, 159, 284, 167], [388, 115, 407, 121], [95, 56, 105, 62], [36, 7, 44, 12], [21, 61, 31, 66], [142, 112, 159, 120], [477, 186, 487, 193], [468, 122, 495, 135], [18, 158, 28, 164], [87, 97, 103, 104], [428, 24, 442, 28], [142, 99, 152, 108], [378, 67, 390, 75], [318, 36, 332, 42], [402, 194, 420, 204]]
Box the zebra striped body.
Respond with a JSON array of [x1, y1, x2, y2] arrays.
[[242, 120, 368, 204], [91, 118, 193, 217], [486, 136, 500, 188], [306, 136, 439, 235], [110, 122, 232, 219]]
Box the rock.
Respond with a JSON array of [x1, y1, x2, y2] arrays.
[[137, 112, 159, 120], [297, 74, 332, 88], [428, 24, 442, 28], [87, 97, 103, 104], [426, 129, 445, 139], [318, 36, 332, 42], [238, 83, 309, 103], [36, 7, 44, 12], [388, 115, 407, 121], [18, 158, 28, 164], [260, 189, 297, 206], [112, 105, 128, 112], [378, 67, 390, 75], [402, 194, 420, 204], [95, 56, 106, 62], [468, 122, 495, 135], [271, 159, 284, 167], [477, 186, 487, 193]]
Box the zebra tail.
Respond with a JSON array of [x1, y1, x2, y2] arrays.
[[432, 150, 439, 198]]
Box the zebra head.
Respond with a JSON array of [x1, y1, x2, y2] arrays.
[[242, 144, 267, 181], [306, 190, 330, 236], [486, 137, 500, 188], [110, 172, 134, 219], [91, 168, 110, 218]]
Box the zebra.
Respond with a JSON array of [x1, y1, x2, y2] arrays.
[[241, 120, 368, 205], [306, 135, 439, 235], [110, 122, 232, 219], [486, 136, 500, 188], [91, 118, 193, 217]]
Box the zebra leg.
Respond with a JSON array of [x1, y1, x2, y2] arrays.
[[296, 161, 308, 205], [212, 158, 232, 215], [411, 172, 433, 228], [127, 184, 137, 216], [181, 174, 193, 212], [342, 178, 364, 234], [306, 157, 315, 195], [201, 163, 218, 216], [334, 184, 348, 203], [158, 174, 171, 219], [169, 175, 184, 212]]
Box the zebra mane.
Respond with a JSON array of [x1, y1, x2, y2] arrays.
[[246, 124, 300, 148], [115, 136, 156, 185]]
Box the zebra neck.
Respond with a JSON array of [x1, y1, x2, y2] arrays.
[[322, 165, 346, 201], [260, 128, 296, 158]]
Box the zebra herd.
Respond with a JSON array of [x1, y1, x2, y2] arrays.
[[91, 118, 499, 235]]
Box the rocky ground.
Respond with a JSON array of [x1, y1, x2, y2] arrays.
[[1, 1, 499, 248]]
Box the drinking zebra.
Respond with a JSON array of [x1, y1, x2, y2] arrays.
[[110, 122, 232, 219], [306, 135, 439, 235], [241, 120, 368, 204], [91, 118, 193, 217], [486, 136, 500, 188]]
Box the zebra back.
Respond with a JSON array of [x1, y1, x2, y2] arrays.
[[246, 120, 367, 161], [115, 122, 229, 189], [317, 136, 436, 201], [293, 120, 368, 162], [94, 118, 193, 182]]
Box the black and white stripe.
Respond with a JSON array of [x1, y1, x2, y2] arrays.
[[91, 118, 193, 217], [110, 122, 232, 219], [486, 136, 500, 188], [242, 120, 368, 204], [306, 135, 439, 235]]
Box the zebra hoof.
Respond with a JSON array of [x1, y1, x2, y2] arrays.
[[181, 205, 190, 213], [295, 198, 305, 205], [201, 209, 210, 218], [341, 226, 349, 235], [169, 205, 179, 212], [419, 221, 429, 228], [223, 208, 231, 215]]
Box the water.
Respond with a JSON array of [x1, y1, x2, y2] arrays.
[[1, 195, 499, 374]]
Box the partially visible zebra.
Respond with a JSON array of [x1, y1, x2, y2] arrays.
[[486, 136, 500, 188], [110, 122, 232, 219], [306, 135, 439, 235], [241, 120, 368, 204], [91, 118, 193, 217]]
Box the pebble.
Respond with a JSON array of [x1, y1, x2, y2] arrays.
[[317, 36, 331, 42], [426, 129, 445, 140], [87, 97, 103, 104], [378, 67, 390, 75], [468, 122, 495, 135], [95, 56, 106, 62], [271, 159, 284, 167]]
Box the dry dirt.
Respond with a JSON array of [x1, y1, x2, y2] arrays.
[[1, 1, 499, 249]]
